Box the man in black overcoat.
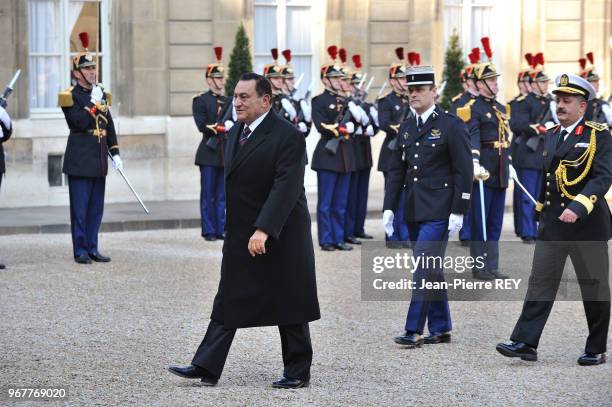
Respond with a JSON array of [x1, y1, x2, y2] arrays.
[[169, 73, 320, 388]]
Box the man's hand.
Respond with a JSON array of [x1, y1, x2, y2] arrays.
[[508, 164, 518, 182], [297, 122, 308, 133], [111, 155, 123, 171], [224, 120, 234, 132], [248, 229, 268, 256], [90, 85, 104, 105], [300, 100, 311, 122], [383, 210, 394, 237], [558, 208, 579, 223], [281, 98, 297, 121], [448, 213, 464, 237]]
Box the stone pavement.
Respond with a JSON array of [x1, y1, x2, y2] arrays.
[[0, 219, 609, 406]]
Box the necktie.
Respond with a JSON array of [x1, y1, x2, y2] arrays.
[[417, 116, 424, 132], [556, 129, 568, 150], [239, 126, 251, 147]]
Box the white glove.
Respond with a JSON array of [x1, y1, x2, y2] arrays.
[[348, 101, 363, 123], [508, 164, 518, 181], [90, 85, 104, 105], [0, 106, 11, 131], [544, 121, 555, 129], [366, 124, 374, 136], [297, 122, 308, 133], [343, 121, 355, 134], [473, 161, 482, 178], [383, 210, 394, 237], [300, 100, 312, 122], [448, 213, 464, 237], [355, 126, 363, 135], [224, 120, 234, 131], [281, 98, 297, 120], [358, 106, 370, 126], [111, 154, 123, 171], [369, 106, 379, 127]]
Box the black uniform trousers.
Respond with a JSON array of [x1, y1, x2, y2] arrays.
[[191, 319, 313, 381], [511, 240, 610, 354]]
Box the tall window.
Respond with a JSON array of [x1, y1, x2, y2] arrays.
[[444, 0, 494, 52], [28, 0, 109, 116], [253, 0, 313, 98]]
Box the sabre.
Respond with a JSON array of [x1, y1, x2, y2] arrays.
[[106, 150, 149, 214], [0, 69, 21, 108], [478, 179, 487, 241], [357, 72, 367, 89], [293, 73, 304, 91], [376, 80, 388, 99], [510, 172, 537, 205], [364, 76, 375, 93]]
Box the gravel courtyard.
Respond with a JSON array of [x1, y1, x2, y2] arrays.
[[0, 220, 610, 406]]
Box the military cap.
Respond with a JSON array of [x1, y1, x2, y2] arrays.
[[72, 32, 96, 70], [473, 37, 500, 81], [553, 73, 596, 101], [263, 48, 284, 78], [529, 52, 550, 82], [389, 47, 407, 79], [579, 52, 600, 82], [406, 65, 435, 86], [351, 54, 363, 85], [320, 45, 344, 79], [206, 46, 225, 78], [281, 49, 295, 79]]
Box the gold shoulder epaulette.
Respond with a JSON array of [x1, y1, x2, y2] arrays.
[[104, 91, 112, 107], [58, 86, 74, 107], [585, 121, 608, 132], [516, 95, 526, 102], [451, 93, 462, 102], [376, 92, 390, 101], [193, 92, 204, 100], [456, 99, 475, 123]]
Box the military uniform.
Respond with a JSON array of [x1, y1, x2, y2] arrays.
[[457, 45, 511, 279], [385, 66, 473, 342], [579, 52, 612, 126], [59, 34, 120, 262], [501, 74, 611, 363], [377, 54, 411, 244], [0, 106, 12, 190], [193, 47, 231, 240]]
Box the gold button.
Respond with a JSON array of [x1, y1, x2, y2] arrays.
[[546, 201, 551, 205], [413, 177, 418, 182], [416, 142, 420, 146], [414, 154, 418, 158], [560, 203, 565, 207], [546, 172, 550, 176], [546, 192, 550, 196], [444, 183, 448, 187], [432, 144, 436, 147], [413, 166, 418, 170], [546, 182, 550, 186]]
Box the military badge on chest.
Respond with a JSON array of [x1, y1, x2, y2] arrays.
[[428, 128, 441, 140]]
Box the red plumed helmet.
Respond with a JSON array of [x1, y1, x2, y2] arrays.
[[327, 45, 338, 60], [339, 48, 347, 64], [281, 49, 291, 63], [213, 46, 222, 62], [270, 48, 278, 61], [395, 47, 404, 61], [415, 53, 421, 66], [352, 54, 362, 69], [524, 53, 533, 66], [586, 52, 594, 65], [78, 32, 89, 50], [472, 47, 480, 63], [579, 58, 587, 70], [407, 52, 415, 66]]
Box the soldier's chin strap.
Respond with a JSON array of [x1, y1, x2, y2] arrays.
[[480, 79, 497, 98]]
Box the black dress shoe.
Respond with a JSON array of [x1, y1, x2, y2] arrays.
[[75, 254, 92, 264], [0, 263, 5, 269], [320, 244, 336, 251], [459, 240, 470, 247], [168, 365, 218, 385], [394, 332, 424, 348], [355, 233, 373, 239], [521, 237, 536, 244], [385, 241, 403, 249], [577, 352, 606, 366], [345, 236, 362, 245], [496, 341, 538, 361], [472, 270, 495, 280], [215, 234, 225, 240], [424, 332, 451, 344], [271, 377, 309, 389], [89, 251, 111, 262], [490, 270, 509, 280], [204, 235, 217, 241], [401, 241, 412, 249], [334, 242, 353, 251]]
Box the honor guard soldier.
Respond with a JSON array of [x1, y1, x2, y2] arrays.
[[311, 45, 357, 251], [264, 48, 296, 124], [509, 53, 534, 237], [383, 64, 473, 348], [281, 49, 312, 137], [497, 73, 611, 366], [449, 48, 480, 115], [349, 54, 376, 241], [457, 37, 512, 280], [377, 47, 411, 246], [58, 32, 121, 264], [510, 53, 555, 243], [579, 52, 612, 125], [193, 46, 233, 241], [339, 50, 371, 245], [0, 102, 12, 269]]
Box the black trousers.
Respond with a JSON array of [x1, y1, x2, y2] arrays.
[[511, 241, 610, 354], [191, 319, 313, 380]]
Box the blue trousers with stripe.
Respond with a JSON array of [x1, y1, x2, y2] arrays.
[[517, 169, 542, 239], [200, 165, 225, 238], [344, 171, 359, 239], [68, 176, 105, 258], [470, 184, 506, 272], [404, 219, 452, 335], [317, 170, 350, 245], [354, 168, 370, 237]]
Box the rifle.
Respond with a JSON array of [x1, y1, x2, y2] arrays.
[[290, 73, 304, 100], [295, 83, 313, 124], [0, 69, 21, 108], [206, 97, 233, 150], [386, 104, 410, 151]]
